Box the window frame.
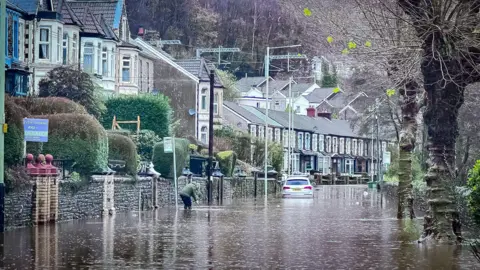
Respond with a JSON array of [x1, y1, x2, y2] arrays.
[[18, 21, 24, 61], [83, 42, 94, 73], [214, 92, 219, 115], [121, 55, 131, 82], [72, 33, 77, 63], [332, 137, 338, 153], [346, 138, 351, 154], [57, 27, 62, 63], [298, 132, 304, 150], [312, 134, 318, 152], [62, 32, 68, 65], [283, 130, 288, 147], [319, 135, 325, 152], [200, 126, 208, 144], [201, 88, 208, 111], [102, 47, 108, 76], [305, 133, 311, 150], [38, 27, 50, 60]]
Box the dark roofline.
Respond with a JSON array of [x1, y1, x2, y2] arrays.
[[7, 1, 28, 14]]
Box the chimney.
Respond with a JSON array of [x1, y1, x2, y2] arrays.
[[245, 73, 248, 78], [306, 107, 316, 117], [138, 27, 145, 36], [318, 112, 332, 120]]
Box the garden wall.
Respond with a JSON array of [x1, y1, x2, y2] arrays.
[[4, 175, 280, 229]]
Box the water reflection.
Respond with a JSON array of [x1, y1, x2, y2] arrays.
[[2, 185, 478, 269]]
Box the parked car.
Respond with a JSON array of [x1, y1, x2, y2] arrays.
[[282, 177, 314, 198]]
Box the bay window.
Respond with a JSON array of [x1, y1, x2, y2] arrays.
[[39, 27, 50, 59], [121, 55, 131, 82], [318, 156, 331, 174]]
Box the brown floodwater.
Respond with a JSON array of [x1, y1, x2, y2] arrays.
[[0, 185, 478, 269]]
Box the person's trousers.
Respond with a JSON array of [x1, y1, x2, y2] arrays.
[[180, 194, 192, 209]]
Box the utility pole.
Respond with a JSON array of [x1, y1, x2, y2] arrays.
[[207, 70, 215, 205], [0, 0, 6, 232], [287, 77, 292, 176], [264, 47, 270, 199]]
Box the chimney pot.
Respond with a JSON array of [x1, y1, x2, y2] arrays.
[[306, 107, 316, 117], [138, 27, 145, 36]]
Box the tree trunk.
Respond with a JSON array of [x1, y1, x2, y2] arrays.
[[397, 81, 419, 219], [421, 59, 464, 243]]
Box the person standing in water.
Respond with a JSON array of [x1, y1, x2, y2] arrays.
[[179, 182, 199, 209]]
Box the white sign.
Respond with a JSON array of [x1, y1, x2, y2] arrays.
[[164, 137, 173, 153], [383, 151, 391, 164]]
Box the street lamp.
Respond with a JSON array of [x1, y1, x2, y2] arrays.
[[264, 44, 301, 199]]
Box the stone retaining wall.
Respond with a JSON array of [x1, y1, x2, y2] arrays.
[[4, 175, 280, 229]]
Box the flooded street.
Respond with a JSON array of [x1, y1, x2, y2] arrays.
[[1, 185, 477, 269]]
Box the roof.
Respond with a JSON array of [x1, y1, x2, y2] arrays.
[[240, 105, 282, 127], [236, 76, 267, 93], [133, 38, 198, 83], [323, 92, 347, 108], [223, 101, 269, 125], [301, 88, 333, 103], [280, 82, 314, 98], [67, 0, 120, 29], [7, 0, 28, 13], [53, 0, 83, 26], [8, 0, 39, 14], [175, 59, 222, 87], [258, 79, 290, 94]]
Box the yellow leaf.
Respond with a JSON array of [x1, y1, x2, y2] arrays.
[[386, 89, 396, 97], [348, 41, 357, 49], [327, 36, 334, 44], [303, 8, 312, 17], [341, 48, 349, 55], [298, 53, 302, 56], [365, 40, 372, 47], [333, 87, 340, 93]]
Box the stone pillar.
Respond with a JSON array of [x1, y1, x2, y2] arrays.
[[27, 154, 59, 225], [103, 175, 115, 215]]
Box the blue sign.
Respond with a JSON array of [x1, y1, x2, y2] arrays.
[[24, 118, 49, 142]]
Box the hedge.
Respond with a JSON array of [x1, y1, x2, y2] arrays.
[[13, 97, 87, 115], [107, 132, 138, 175], [28, 113, 108, 175], [133, 130, 161, 161], [102, 94, 171, 137], [5, 97, 30, 166], [468, 160, 480, 226], [152, 138, 189, 178], [215, 150, 237, 176]]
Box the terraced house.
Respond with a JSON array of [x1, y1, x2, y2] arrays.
[[223, 101, 391, 177]]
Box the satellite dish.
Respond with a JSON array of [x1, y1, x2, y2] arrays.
[[188, 109, 196, 116]]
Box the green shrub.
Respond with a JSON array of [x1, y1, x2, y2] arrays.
[[107, 132, 138, 175], [215, 150, 237, 176], [29, 114, 108, 175], [468, 160, 480, 226], [5, 97, 30, 166], [152, 138, 189, 178], [13, 97, 87, 115], [102, 94, 171, 137], [133, 130, 162, 161]]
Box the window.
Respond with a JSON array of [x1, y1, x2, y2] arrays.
[[268, 128, 273, 141], [318, 157, 331, 174], [275, 100, 280, 106], [296, 106, 300, 113], [364, 140, 369, 156], [352, 139, 357, 155], [110, 48, 114, 77], [283, 130, 288, 147], [256, 102, 260, 108], [382, 141, 387, 154], [258, 126, 264, 139], [291, 154, 300, 173], [332, 137, 338, 153], [146, 62, 150, 91], [200, 126, 208, 144], [83, 42, 94, 73], [57, 27, 62, 62], [305, 133, 311, 150], [275, 129, 280, 142], [298, 133, 304, 150], [345, 159, 354, 175], [97, 44, 101, 73], [312, 134, 318, 152], [319, 135, 325, 152], [7, 14, 13, 57], [139, 60, 143, 90], [122, 55, 131, 82], [201, 88, 207, 111], [39, 27, 50, 59], [134, 55, 137, 83], [359, 140, 363, 156], [102, 47, 108, 76], [326, 136, 331, 152], [62, 32, 68, 64], [214, 93, 219, 115], [346, 138, 351, 154], [250, 125, 257, 138], [339, 138, 345, 154], [72, 34, 77, 63], [18, 22, 24, 60]]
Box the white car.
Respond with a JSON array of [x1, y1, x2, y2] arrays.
[[282, 177, 314, 198]]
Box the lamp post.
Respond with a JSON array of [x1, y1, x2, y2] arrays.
[[264, 44, 301, 199]]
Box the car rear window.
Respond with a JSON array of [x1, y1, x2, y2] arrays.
[[286, 179, 309, 185]]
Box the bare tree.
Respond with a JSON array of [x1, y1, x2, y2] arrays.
[[397, 0, 480, 243]]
